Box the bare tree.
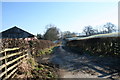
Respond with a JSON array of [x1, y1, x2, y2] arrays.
[[63, 31, 71, 38], [83, 26, 96, 36], [103, 22, 116, 33], [62, 31, 77, 38]]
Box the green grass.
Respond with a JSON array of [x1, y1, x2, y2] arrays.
[[36, 47, 54, 56]]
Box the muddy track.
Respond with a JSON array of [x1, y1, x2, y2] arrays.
[[49, 46, 120, 79], [35, 45, 120, 79]]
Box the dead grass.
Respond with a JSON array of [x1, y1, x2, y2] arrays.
[[15, 58, 33, 78]]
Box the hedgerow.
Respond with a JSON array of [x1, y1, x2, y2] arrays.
[[66, 37, 120, 57]]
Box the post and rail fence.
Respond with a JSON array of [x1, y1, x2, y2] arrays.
[[0, 47, 28, 80]]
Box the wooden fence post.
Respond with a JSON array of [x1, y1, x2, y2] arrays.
[[4, 51, 7, 79]]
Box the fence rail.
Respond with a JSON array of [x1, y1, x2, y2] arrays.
[[0, 47, 28, 80]]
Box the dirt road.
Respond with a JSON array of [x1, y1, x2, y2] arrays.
[[49, 46, 120, 79]]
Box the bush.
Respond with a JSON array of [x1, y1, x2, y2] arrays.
[[28, 40, 55, 56]]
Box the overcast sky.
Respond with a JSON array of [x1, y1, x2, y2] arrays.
[[1, 1, 119, 35]]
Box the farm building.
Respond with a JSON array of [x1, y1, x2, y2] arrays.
[[0, 26, 35, 40]]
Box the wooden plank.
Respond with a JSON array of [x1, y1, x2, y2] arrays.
[[4, 57, 28, 79], [4, 68, 17, 79], [0, 51, 5, 54], [0, 52, 22, 61], [4, 48, 19, 52], [0, 70, 7, 79], [0, 48, 19, 54], [0, 50, 27, 61], [0, 54, 28, 70], [0, 57, 28, 78], [0, 56, 6, 61], [0, 60, 21, 78], [0, 64, 6, 71], [6, 53, 28, 67]]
